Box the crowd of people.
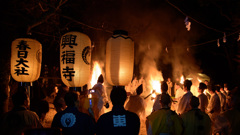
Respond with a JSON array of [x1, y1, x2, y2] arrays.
[[149, 80, 240, 135], [0, 75, 239, 135]]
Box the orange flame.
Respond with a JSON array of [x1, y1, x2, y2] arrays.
[[88, 93, 92, 98], [180, 75, 184, 84], [150, 80, 161, 94], [144, 69, 164, 117], [149, 74, 162, 101], [152, 93, 156, 98], [90, 61, 102, 88]]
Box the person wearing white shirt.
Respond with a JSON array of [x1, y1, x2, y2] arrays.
[[215, 85, 226, 113], [172, 82, 185, 111], [207, 85, 221, 119], [197, 82, 208, 113], [177, 80, 193, 115]]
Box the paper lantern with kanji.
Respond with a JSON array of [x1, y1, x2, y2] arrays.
[[11, 38, 42, 82], [60, 31, 91, 87], [106, 30, 134, 86]]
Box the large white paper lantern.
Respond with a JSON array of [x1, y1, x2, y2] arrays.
[[11, 38, 42, 82], [106, 30, 134, 86], [60, 31, 91, 87]]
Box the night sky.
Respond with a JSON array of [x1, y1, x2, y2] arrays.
[[0, 0, 239, 86]]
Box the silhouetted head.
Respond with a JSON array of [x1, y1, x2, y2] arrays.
[[161, 81, 168, 93], [160, 93, 171, 106], [190, 96, 200, 109], [214, 85, 221, 92], [64, 91, 80, 107], [199, 82, 207, 90], [184, 80, 192, 91], [110, 86, 127, 106], [12, 87, 29, 107], [208, 84, 215, 93]]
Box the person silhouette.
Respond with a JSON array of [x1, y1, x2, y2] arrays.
[[96, 86, 140, 135]]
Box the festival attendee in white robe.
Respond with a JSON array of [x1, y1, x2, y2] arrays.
[[197, 82, 208, 113], [172, 82, 185, 111], [207, 85, 221, 120], [204, 80, 211, 100], [177, 80, 193, 115], [173, 78, 180, 97], [223, 83, 229, 95], [222, 83, 231, 111], [92, 74, 109, 120], [215, 85, 226, 113], [213, 86, 240, 135], [125, 84, 146, 116], [167, 78, 173, 96], [190, 78, 199, 97], [152, 81, 169, 112], [125, 84, 146, 135]]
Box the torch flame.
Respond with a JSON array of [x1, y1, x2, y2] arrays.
[[148, 71, 163, 101], [180, 75, 184, 84], [88, 93, 92, 98], [151, 80, 161, 94], [152, 93, 156, 98], [90, 61, 102, 88], [149, 80, 160, 102]]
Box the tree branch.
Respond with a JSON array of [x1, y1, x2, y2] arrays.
[[60, 14, 113, 34], [26, 0, 68, 34]]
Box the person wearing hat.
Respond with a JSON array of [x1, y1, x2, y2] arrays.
[[172, 82, 185, 111], [181, 96, 212, 135], [125, 84, 146, 134], [146, 93, 183, 135], [92, 74, 109, 120], [125, 84, 146, 117]]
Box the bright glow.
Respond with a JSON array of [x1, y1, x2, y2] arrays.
[[151, 80, 161, 94], [203, 90, 207, 95], [11, 38, 42, 82], [144, 68, 164, 117], [180, 75, 184, 84], [197, 77, 202, 83], [105, 32, 134, 86], [151, 92, 156, 102], [152, 93, 156, 98], [60, 32, 91, 87], [149, 75, 161, 101], [54, 86, 58, 93], [88, 93, 92, 98], [90, 61, 102, 88], [203, 89, 210, 95]]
